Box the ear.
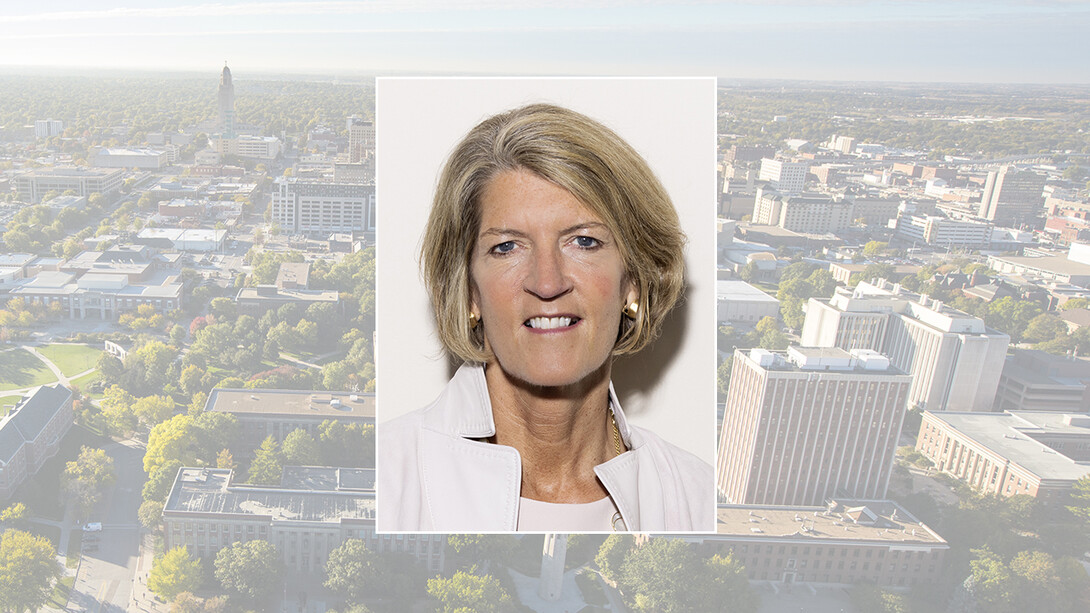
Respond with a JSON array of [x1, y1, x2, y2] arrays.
[[469, 280, 481, 321], [624, 280, 638, 309]]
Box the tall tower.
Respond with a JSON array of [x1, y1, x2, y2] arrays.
[[217, 63, 235, 139], [978, 166, 1046, 225], [718, 347, 912, 506], [538, 533, 567, 601]]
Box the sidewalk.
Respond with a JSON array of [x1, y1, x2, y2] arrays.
[[129, 531, 167, 612]]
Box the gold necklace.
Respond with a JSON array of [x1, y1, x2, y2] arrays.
[[609, 406, 623, 456], [608, 405, 627, 531]]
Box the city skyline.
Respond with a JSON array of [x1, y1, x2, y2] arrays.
[[0, 1, 1088, 83]]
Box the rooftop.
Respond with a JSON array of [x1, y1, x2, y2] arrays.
[[0, 385, 72, 463], [714, 499, 946, 547], [236, 287, 339, 303], [926, 411, 1090, 482], [990, 254, 1090, 278], [716, 280, 779, 303], [164, 467, 375, 522], [206, 388, 375, 420]]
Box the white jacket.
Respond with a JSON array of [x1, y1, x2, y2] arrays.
[[377, 363, 715, 532]]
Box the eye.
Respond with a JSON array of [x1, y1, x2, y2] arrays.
[[490, 240, 517, 255], [573, 236, 601, 249]]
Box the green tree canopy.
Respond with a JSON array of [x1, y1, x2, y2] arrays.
[[149, 547, 201, 602], [0, 529, 62, 613], [213, 539, 283, 604], [246, 435, 283, 484], [427, 571, 515, 613], [63, 446, 116, 520], [324, 539, 384, 605]]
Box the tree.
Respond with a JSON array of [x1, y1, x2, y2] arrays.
[[169, 592, 228, 613], [0, 529, 62, 613], [619, 538, 706, 613], [138, 499, 164, 531], [968, 546, 1015, 613], [1062, 297, 1090, 310], [99, 384, 137, 435], [1067, 475, 1090, 530], [169, 324, 187, 346], [595, 534, 633, 583], [143, 460, 183, 503], [215, 448, 236, 471], [324, 539, 384, 605], [0, 503, 29, 528], [96, 351, 124, 381], [754, 315, 788, 349], [427, 571, 514, 613], [63, 446, 116, 519], [698, 553, 758, 613], [179, 365, 205, 397], [149, 547, 202, 602], [1024, 313, 1067, 345], [214, 540, 282, 604], [863, 240, 888, 257], [133, 395, 176, 430], [281, 428, 319, 466], [717, 357, 734, 399], [246, 435, 282, 484]]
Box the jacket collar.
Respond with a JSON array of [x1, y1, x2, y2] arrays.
[[423, 362, 634, 448], [418, 362, 642, 530]]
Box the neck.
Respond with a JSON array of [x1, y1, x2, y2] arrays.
[[484, 360, 618, 503]]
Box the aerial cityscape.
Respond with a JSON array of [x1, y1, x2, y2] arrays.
[[2, 3, 1090, 613]]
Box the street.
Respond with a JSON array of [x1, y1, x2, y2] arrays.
[[64, 439, 146, 613]]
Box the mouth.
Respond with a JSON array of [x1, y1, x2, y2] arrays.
[[524, 316, 581, 330]]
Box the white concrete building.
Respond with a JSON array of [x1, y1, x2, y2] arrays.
[[216, 135, 282, 160], [93, 148, 170, 169], [758, 158, 809, 194], [719, 347, 911, 506], [716, 280, 780, 324], [269, 178, 375, 234], [801, 281, 1009, 412], [895, 215, 991, 249], [12, 167, 124, 203], [34, 119, 63, 139]]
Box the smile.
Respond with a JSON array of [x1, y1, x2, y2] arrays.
[[524, 316, 580, 330]]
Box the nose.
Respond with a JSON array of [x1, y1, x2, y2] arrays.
[[524, 245, 572, 300]]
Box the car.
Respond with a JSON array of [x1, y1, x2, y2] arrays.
[[83, 522, 102, 532]]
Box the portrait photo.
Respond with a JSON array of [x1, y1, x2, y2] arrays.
[[375, 77, 718, 533]]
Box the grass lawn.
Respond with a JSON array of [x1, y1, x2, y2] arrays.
[[66, 531, 83, 568], [48, 575, 75, 609], [37, 343, 103, 377], [0, 348, 58, 391], [69, 370, 104, 398], [0, 394, 22, 416]]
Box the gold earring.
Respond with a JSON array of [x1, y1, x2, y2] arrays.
[[622, 302, 639, 319], [469, 312, 480, 329]]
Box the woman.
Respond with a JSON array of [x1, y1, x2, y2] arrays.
[[378, 103, 713, 532]]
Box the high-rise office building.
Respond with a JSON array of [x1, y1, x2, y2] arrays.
[[978, 166, 1046, 224], [347, 116, 375, 163], [718, 347, 912, 506], [758, 158, 809, 194], [269, 178, 375, 234], [217, 63, 236, 138], [752, 189, 853, 233], [801, 281, 1009, 411], [34, 119, 63, 139]]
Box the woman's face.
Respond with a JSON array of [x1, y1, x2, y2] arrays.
[[470, 168, 637, 388]]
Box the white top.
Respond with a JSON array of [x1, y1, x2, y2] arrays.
[[517, 496, 621, 532]]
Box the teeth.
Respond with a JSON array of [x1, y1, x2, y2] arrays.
[[526, 316, 574, 330]]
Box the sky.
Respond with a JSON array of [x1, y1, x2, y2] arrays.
[[1, 1, 1088, 83]]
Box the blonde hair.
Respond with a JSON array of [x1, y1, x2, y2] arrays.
[[421, 103, 685, 364]]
